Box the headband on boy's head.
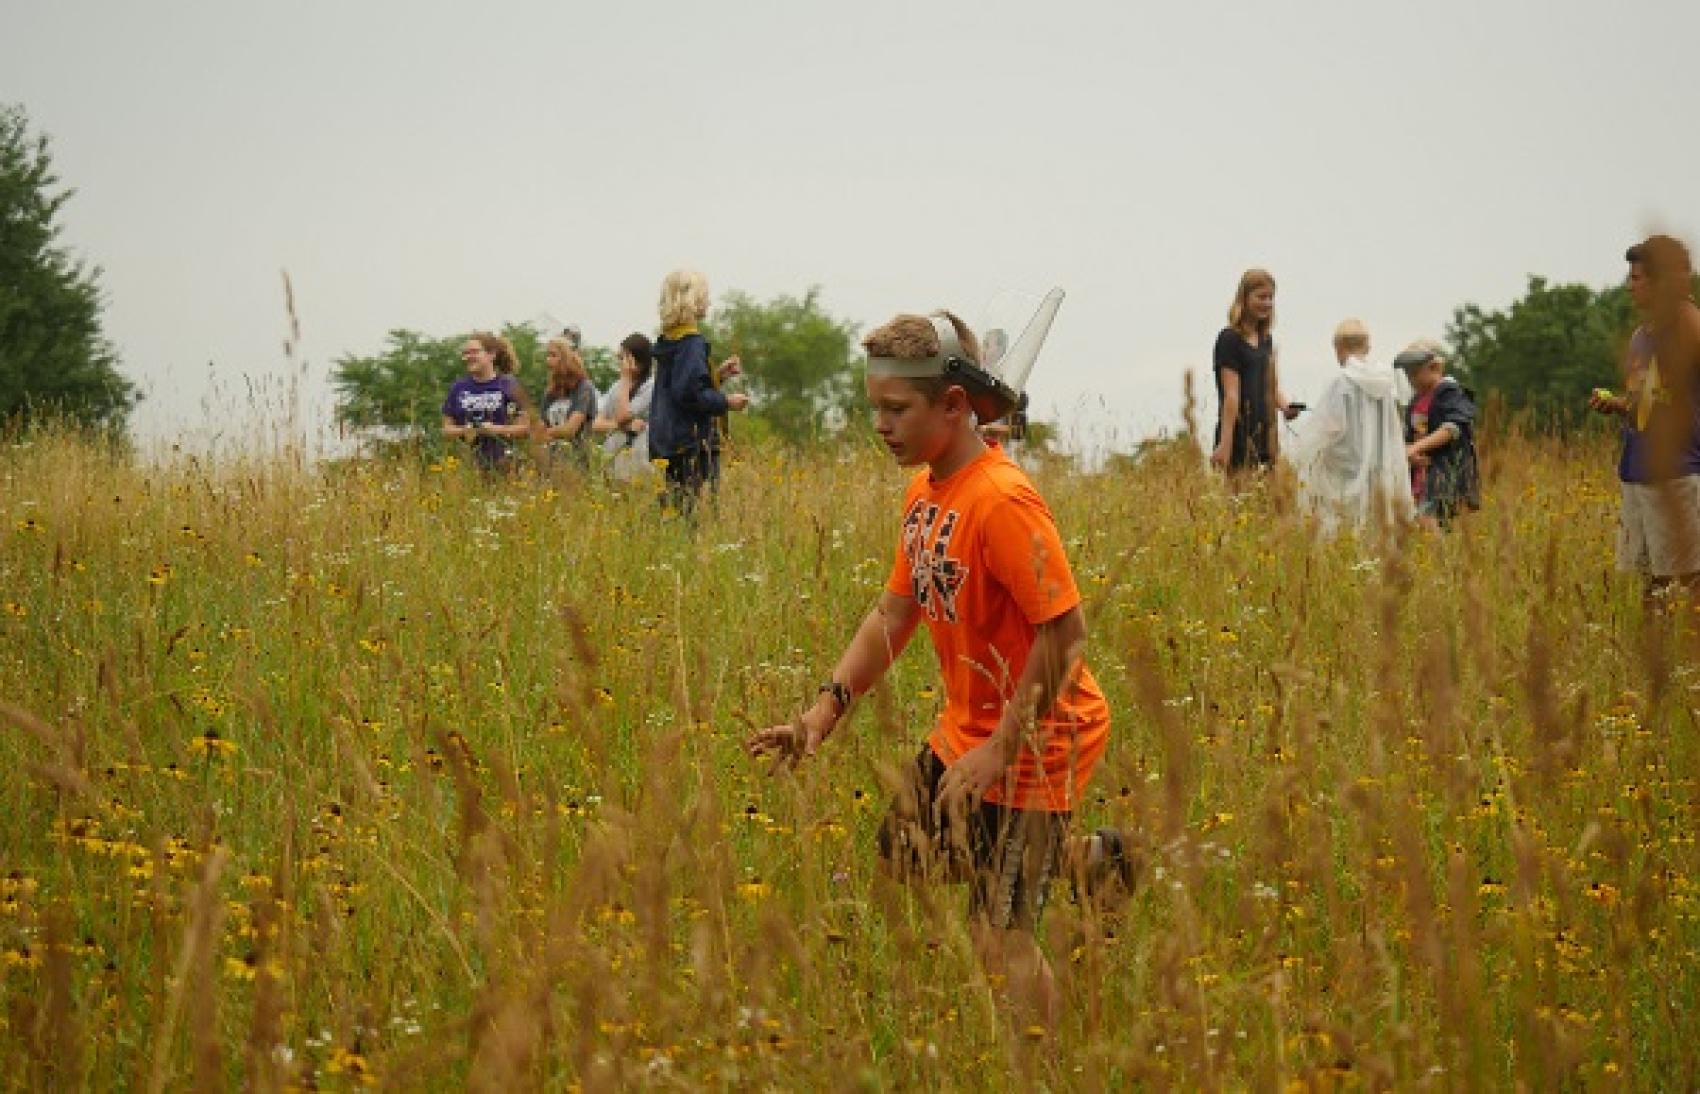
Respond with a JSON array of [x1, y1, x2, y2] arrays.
[[865, 314, 1022, 422]]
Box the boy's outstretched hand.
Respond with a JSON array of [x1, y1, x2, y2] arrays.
[[932, 735, 1013, 827], [746, 705, 835, 772]]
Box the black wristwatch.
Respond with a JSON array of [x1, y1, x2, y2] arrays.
[[818, 681, 853, 715]]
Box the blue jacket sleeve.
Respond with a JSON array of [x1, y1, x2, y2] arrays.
[[1431, 383, 1476, 439], [673, 337, 730, 416]]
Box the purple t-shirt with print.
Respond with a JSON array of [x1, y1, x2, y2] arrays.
[[1618, 326, 1700, 483], [443, 375, 520, 467]]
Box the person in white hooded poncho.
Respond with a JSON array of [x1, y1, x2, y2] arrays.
[[1288, 320, 1415, 536]]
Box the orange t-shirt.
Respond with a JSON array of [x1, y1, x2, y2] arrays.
[[885, 446, 1111, 812]]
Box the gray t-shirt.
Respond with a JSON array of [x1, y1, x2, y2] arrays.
[[545, 381, 600, 445], [600, 376, 654, 455], [600, 376, 655, 480]]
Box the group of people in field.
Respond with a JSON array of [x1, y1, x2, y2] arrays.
[[743, 234, 1700, 1033], [1209, 269, 1481, 534], [440, 269, 751, 509], [442, 237, 1700, 1033], [1228, 235, 1700, 581]]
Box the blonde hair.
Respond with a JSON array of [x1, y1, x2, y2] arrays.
[[543, 338, 586, 401], [658, 269, 710, 330], [1227, 269, 1277, 336], [1333, 318, 1370, 355]]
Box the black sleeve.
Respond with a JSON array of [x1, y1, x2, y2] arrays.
[[1213, 329, 1242, 375]]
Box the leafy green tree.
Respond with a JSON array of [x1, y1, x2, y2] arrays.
[[1446, 272, 1699, 427], [704, 288, 861, 445], [0, 103, 136, 432], [582, 345, 617, 393], [332, 329, 463, 439]]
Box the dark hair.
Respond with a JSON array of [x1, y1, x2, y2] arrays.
[[1627, 234, 1694, 280], [621, 332, 654, 388]]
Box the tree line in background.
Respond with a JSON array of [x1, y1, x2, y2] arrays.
[[4, 101, 1694, 447], [0, 104, 136, 434], [1448, 271, 1700, 428]]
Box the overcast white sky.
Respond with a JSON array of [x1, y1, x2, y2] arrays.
[[6, 0, 1697, 457]]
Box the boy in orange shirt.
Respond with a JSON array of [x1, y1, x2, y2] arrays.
[[746, 308, 1111, 1027]]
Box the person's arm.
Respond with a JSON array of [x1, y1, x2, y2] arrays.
[[745, 590, 923, 765], [1406, 417, 1458, 466], [614, 370, 636, 424], [1589, 390, 1632, 417], [544, 410, 588, 441], [1407, 421, 1459, 461], [933, 605, 1090, 810], [624, 377, 653, 432], [1681, 305, 1700, 374], [592, 378, 628, 436], [1272, 346, 1298, 421], [678, 339, 734, 416], [1213, 368, 1241, 468], [1594, 326, 1661, 417], [442, 414, 472, 440], [1407, 386, 1472, 462], [1288, 381, 1346, 470], [480, 412, 531, 439], [717, 355, 751, 412]]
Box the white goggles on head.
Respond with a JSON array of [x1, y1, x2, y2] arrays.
[[866, 314, 1020, 422]]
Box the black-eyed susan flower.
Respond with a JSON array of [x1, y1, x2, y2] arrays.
[[188, 730, 237, 758], [326, 1046, 377, 1087], [4, 945, 41, 970]]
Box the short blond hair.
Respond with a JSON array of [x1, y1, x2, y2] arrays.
[[862, 311, 981, 365], [658, 269, 710, 330], [1333, 319, 1370, 355]]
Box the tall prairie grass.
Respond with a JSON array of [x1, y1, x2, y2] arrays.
[[0, 425, 1695, 1089]]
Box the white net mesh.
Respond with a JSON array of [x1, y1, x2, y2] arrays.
[[976, 287, 1064, 395]]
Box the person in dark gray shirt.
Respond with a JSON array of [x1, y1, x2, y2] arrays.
[[541, 338, 599, 466]]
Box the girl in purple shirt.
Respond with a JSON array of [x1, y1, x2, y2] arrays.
[[442, 332, 528, 470]]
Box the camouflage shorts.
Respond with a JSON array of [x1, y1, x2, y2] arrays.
[[876, 745, 1069, 931]]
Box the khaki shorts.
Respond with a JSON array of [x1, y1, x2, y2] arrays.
[[1618, 477, 1700, 578]]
